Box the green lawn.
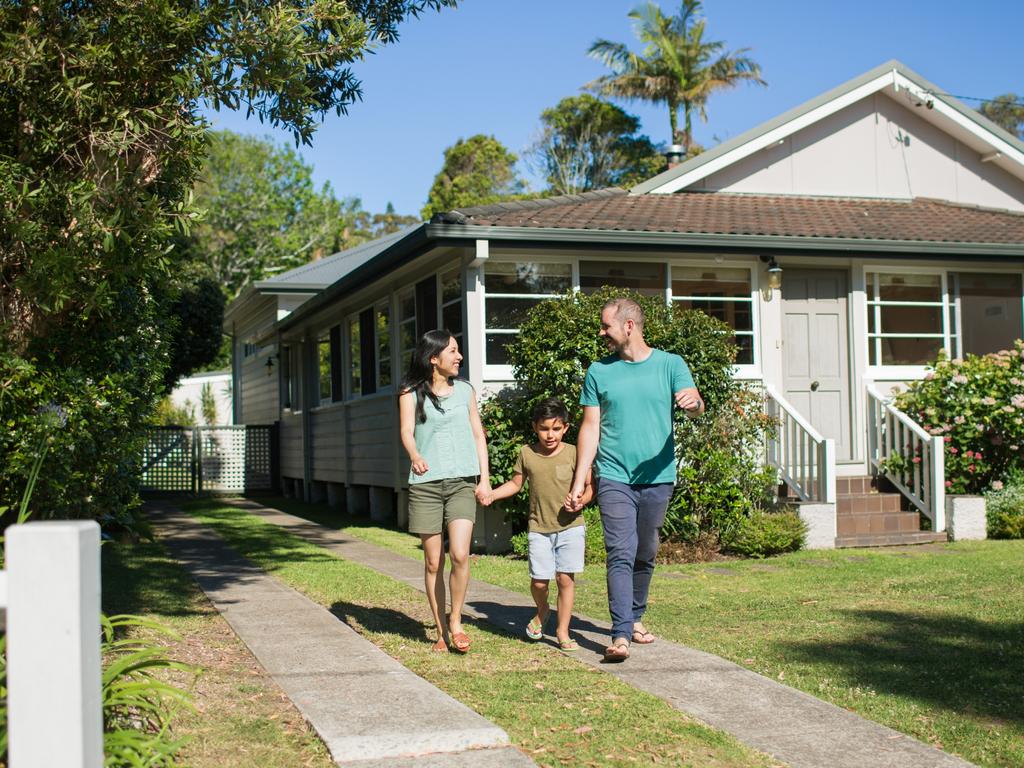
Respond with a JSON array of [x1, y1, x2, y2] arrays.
[[102, 537, 335, 768], [249, 494, 1024, 768], [182, 498, 780, 768]]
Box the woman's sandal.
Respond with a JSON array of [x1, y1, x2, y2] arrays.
[[430, 637, 448, 653], [603, 638, 631, 662], [558, 638, 579, 653], [451, 631, 471, 653], [525, 615, 546, 641]]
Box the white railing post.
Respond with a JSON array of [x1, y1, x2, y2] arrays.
[[820, 439, 837, 504], [6, 521, 103, 768], [930, 435, 946, 532]]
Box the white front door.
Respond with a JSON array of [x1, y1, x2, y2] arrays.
[[781, 269, 853, 461]]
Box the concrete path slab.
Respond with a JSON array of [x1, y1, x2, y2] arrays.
[[226, 499, 976, 768], [148, 502, 534, 767]]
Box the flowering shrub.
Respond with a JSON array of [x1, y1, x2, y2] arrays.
[[893, 340, 1024, 494], [985, 474, 1024, 539]]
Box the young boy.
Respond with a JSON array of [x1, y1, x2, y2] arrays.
[[484, 398, 593, 651]]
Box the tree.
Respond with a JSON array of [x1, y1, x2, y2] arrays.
[[0, 0, 455, 525], [587, 0, 766, 151], [526, 95, 664, 195], [188, 130, 358, 298], [979, 94, 1024, 139], [421, 135, 525, 219]]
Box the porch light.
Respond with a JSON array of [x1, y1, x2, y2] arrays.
[[760, 256, 783, 301], [265, 355, 276, 376]]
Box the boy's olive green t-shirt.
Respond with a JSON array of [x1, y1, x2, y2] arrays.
[[513, 443, 585, 534]]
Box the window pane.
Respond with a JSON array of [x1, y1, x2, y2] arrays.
[[955, 272, 1023, 356], [443, 301, 463, 335], [878, 305, 942, 335], [676, 298, 753, 332], [377, 305, 391, 388], [877, 273, 941, 303], [486, 333, 515, 366], [734, 335, 754, 365], [671, 266, 751, 298], [485, 297, 544, 328], [348, 317, 361, 397], [441, 267, 462, 303], [580, 260, 665, 296], [400, 320, 416, 355], [318, 338, 331, 402], [879, 337, 944, 366], [399, 291, 416, 322], [484, 262, 571, 295]]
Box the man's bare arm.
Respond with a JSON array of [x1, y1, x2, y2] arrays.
[[568, 405, 600, 511]]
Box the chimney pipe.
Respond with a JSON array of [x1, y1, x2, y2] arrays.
[[665, 144, 685, 168]]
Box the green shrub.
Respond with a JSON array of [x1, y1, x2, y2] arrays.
[[151, 396, 198, 427], [481, 286, 778, 543], [723, 510, 806, 558], [985, 476, 1024, 539], [893, 341, 1024, 494]]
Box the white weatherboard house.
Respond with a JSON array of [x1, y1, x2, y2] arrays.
[[226, 61, 1024, 550]]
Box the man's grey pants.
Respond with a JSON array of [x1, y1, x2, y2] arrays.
[[596, 477, 674, 640]]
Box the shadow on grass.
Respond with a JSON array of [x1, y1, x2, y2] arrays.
[[782, 609, 1024, 725], [101, 539, 205, 618], [243, 494, 398, 536], [330, 600, 434, 644]]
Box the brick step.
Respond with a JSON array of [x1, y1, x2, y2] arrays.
[[836, 492, 904, 515], [780, 475, 900, 501], [835, 531, 948, 548], [837, 511, 921, 536]]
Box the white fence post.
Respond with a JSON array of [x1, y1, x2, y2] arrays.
[[6, 521, 103, 768], [930, 435, 946, 533]]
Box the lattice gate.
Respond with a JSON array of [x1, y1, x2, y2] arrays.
[[140, 425, 277, 494]]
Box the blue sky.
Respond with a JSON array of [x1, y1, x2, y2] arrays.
[[205, 0, 1024, 217]]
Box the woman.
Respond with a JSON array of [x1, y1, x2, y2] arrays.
[[398, 329, 490, 653]]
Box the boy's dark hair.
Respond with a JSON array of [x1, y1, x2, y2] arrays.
[[531, 397, 568, 425]]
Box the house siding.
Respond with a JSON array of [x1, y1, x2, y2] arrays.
[[694, 93, 1024, 211], [279, 411, 304, 479]]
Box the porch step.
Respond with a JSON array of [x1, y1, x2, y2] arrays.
[[836, 510, 921, 536], [836, 492, 903, 515], [835, 531, 949, 548]]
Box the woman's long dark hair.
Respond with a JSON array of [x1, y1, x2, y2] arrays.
[[401, 329, 455, 423]]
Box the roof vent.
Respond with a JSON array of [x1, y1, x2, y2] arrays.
[[665, 144, 686, 168]]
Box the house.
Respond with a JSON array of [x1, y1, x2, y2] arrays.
[[225, 60, 1024, 550]]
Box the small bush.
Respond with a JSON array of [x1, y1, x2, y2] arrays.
[[986, 477, 1024, 539], [723, 510, 806, 558], [893, 341, 1024, 494]]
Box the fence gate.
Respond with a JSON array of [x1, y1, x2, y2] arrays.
[[140, 425, 278, 494]]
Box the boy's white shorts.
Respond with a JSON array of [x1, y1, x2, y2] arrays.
[[527, 525, 586, 579]]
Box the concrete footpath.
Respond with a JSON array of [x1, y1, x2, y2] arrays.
[[222, 498, 977, 768], [148, 502, 536, 768]]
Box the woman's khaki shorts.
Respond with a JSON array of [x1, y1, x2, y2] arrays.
[[407, 476, 478, 534]]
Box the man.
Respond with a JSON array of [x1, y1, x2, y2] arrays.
[[567, 297, 704, 662]]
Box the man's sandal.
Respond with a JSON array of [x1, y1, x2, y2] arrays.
[[603, 638, 630, 662], [632, 627, 656, 644], [558, 638, 579, 653], [525, 616, 545, 641]]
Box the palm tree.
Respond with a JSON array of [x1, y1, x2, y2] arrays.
[[587, 0, 766, 152]]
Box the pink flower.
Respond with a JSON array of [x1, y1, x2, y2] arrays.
[[954, 415, 966, 424], [912, 457, 922, 464], [968, 464, 976, 472], [981, 396, 997, 406], [992, 480, 1004, 491], [944, 436, 952, 443], [952, 375, 968, 384], [948, 446, 958, 454], [945, 480, 954, 488]]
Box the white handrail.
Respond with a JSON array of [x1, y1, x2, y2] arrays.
[[866, 384, 946, 532], [763, 383, 836, 504]]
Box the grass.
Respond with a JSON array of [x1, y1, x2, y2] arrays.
[[102, 537, 334, 768], [181, 498, 780, 768], [249, 494, 1024, 768]]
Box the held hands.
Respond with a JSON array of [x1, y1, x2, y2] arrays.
[[475, 482, 493, 506], [564, 483, 584, 514]]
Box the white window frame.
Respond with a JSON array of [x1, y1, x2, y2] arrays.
[[482, 258, 573, 381], [397, 287, 416, 378], [439, 265, 465, 351], [669, 260, 758, 378]]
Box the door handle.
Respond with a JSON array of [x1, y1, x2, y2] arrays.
[[810, 380, 820, 391]]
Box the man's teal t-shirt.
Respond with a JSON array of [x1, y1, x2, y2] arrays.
[[579, 348, 694, 485]]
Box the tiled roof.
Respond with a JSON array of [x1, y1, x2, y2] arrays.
[[454, 191, 1024, 245]]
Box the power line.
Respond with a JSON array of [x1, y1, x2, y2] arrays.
[[931, 91, 1024, 108]]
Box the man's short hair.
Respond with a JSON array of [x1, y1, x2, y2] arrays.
[[531, 397, 568, 425], [603, 297, 645, 329]]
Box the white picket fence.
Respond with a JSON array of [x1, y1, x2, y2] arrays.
[[1, 521, 103, 767]]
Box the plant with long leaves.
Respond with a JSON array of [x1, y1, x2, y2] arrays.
[[587, 0, 765, 150]]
